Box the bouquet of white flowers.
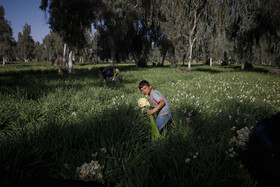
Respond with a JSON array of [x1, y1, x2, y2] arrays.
[[138, 97, 160, 140]]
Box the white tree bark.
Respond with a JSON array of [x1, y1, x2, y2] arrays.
[[63, 43, 67, 69], [132, 53, 138, 68], [68, 50, 74, 73], [210, 57, 212, 67], [79, 57, 84, 63], [2, 57, 5, 66], [187, 8, 203, 71], [241, 59, 246, 70], [188, 37, 196, 71]]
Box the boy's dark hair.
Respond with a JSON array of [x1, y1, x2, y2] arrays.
[[99, 67, 105, 72], [139, 80, 150, 89]]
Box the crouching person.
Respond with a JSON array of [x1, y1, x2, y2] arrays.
[[99, 66, 120, 84], [138, 80, 172, 134]]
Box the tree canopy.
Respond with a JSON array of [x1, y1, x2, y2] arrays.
[[0, 5, 15, 65], [1, 1, 280, 68]]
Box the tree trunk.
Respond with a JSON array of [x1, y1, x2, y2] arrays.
[[188, 37, 194, 71], [2, 56, 5, 66], [186, 8, 203, 71], [171, 53, 176, 68], [188, 28, 196, 71], [68, 49, 74, 73], [132, 53, 138, 68], [210, 57, 212, 67], [241, 57, 246, 70], [182, 54, 186, 66], [111, 48, 115, 66], [63, 43, 67, 69], [161, 52, 166, 66]]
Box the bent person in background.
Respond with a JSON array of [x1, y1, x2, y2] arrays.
[[51, 57, 63, 66], [99, 66, 120, 83]]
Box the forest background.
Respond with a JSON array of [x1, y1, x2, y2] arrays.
[[1, 0, 280, 71]]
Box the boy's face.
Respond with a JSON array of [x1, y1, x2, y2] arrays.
[[140, 85, 152, 96]]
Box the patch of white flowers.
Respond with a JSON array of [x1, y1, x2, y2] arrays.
[[185, 152, 199, 164], [77, 160, 104, 181], [76, 147, 107, 182], [138, 97, 150, 108], [227, 125, 254, 158]]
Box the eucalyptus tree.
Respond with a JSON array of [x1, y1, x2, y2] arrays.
[[149, 43, 161, 65], [226, 0, 280, 69], [157, 0, 207, 70], [200, 0, 235, 66], [94, 0, 155, 67], [157, 0, 185, 67], [251, 0, 280, 66], [33, 42, 45, 61], [40, 0, 102, 73], [17, 24, 35, 62], [157, 36, 173, 66], [0, 6, 15, 65], [42, 32, 63, 61], [77, 30, 93, 63]]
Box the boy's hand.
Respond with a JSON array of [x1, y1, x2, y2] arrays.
[[147, 99, 165, 116], [147, 110, 154, 116]]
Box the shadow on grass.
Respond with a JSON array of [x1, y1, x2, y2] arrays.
[[222, 65, 271, 74], [194, 68, 223, 74], [0, 67, 139, 100], [178, 64, 275, 74], [150, 98, 276, 186], [0, 104, 150, 186], [0, 94, 277, 186]]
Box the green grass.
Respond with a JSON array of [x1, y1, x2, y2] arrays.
[[0, 62, 279, 186]]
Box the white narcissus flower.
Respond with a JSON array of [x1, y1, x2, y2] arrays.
[[100, 147, 107, 153], [138, 98, 150, 108], [185, 158, 191, 164]]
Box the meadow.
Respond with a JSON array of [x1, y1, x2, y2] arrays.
[[0, 61, 279, 186]]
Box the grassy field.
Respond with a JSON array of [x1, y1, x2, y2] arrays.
[[0, 62, 279, 186]]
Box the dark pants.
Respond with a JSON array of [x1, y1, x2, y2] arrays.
[[108, 74, 120, 83]]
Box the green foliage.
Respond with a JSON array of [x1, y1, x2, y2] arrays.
[[17, 24, 35, 62], [0, 5, 15, 62], [0, 62, 279, 186], [43, 32, 64, 60]]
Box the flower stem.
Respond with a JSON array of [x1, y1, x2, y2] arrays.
[[149, 115, 160, 140]]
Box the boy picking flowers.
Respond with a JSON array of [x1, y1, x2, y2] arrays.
[[138, 80, 172, 140]]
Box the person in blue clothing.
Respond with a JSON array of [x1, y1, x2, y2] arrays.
[[99, 66, 120, 83]]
